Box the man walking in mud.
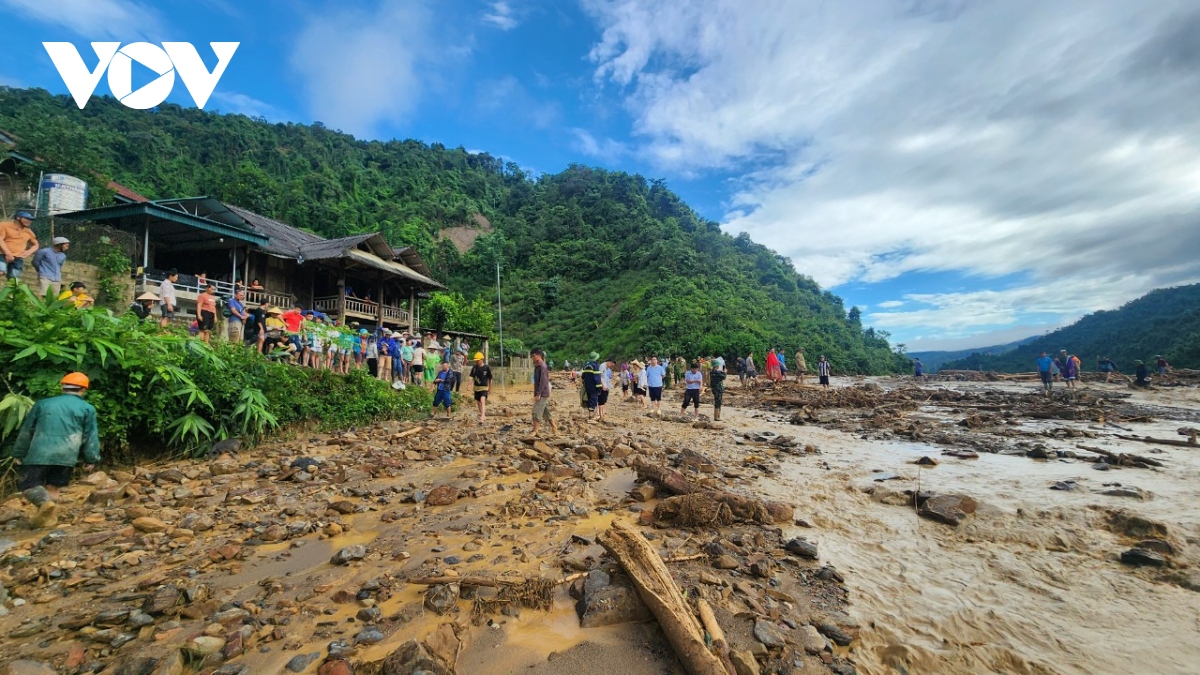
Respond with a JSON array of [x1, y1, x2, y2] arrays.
[[531, 348, 558, 436], [1037, 351, 1054, 396]]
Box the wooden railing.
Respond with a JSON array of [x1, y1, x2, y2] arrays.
[[312, 295, 411, 325], [135, 275, 295, 308]]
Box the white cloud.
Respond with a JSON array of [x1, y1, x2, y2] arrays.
[[1, 0, 164, 39], [290, 0, 438, 138], [211, 92, 286, 122], [877, 300, 904, 309], [571, 128, 627, 162], [482, 1, 518, 30], [584, 0, 1200, 337]]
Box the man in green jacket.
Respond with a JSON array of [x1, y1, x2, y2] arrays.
[[9, 372, 100, 528]]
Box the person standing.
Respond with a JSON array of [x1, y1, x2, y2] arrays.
[[777, 349, 787, 379], [1036, 351, 1054, 396], [378, 332, 393, 382], [401, 338, 414, 383], [913, 357, 924, 379], [158, 269, 179, 329], [736, 355, 747, 387], [632, 360, 649, 409], [1134, 360, 1151, 387], [431, 360, 455, 418], [745, 352, 758, 388], [0, 210, 38, 281], [645, 356, 667, 416], [227, 289, 248, 343], [817, 355, 832, 388], [8, 372, 100, 529], [411, 340, 426, 385], [597, 357, 613, 422], [1097, 356, 1118, 384], [681, 361, 704, 418], [196, 284, 218, 343], [469, 352, 492, 423], [710, 359, 727, 421], [244, 302, 266, 352], [1155, 355, 1170, 376], [581, 352, 602, 419], [766, 348, 782, 382], [31, 236, 69, 297], [531, 348, 558, 436], [1056, 350, 1078, 390], [794, 347, 807, 384], [451, 346, 466, 393]]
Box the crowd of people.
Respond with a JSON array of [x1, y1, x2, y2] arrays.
[[1034, 350, 1170, 394]]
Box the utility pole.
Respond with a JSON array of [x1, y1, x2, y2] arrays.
[[496, 260, 504, 371]]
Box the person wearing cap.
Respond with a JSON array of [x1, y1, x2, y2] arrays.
[[31, 236, 69, 296], [581, 352, 602, 419], [129, 291, 159, 321], [710, 358, 727, 421], [0, 210, 38, 281], [430, 360, 456, 418], [794, 347, 807, 384], [377, 330, 393, 382], [467, 352, 493, 422], [681, 361, 704, 419], [58, 281, 94, 309], [158, 269, 179, 328], [264, 306, 286, 353], [7, 372, 100, 529], [1134, 360, 1151, 387]]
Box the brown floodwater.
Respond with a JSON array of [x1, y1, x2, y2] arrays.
[[727, 382, 1200, 675]]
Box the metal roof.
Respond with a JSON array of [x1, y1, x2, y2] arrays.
[[225, 204, 323, 257], [60, 200, 268, 247]]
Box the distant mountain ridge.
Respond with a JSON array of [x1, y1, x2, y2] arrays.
[[910, 337, 1034, 372], [941, 284, 1200, 372]]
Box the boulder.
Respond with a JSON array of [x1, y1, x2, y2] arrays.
[[917, 494, 977, 526], [380, 640, 449, 675], [1120, 548, 1167, 567], [577, 571, 651, 627], [330, 545, 367, 565], [784, 538, 818, 559], [425, 485, 459, 506]]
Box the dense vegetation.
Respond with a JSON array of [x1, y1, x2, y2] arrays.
[[0, 285, 430, 469], [0, 87, 906, 373], [942, 284, 1200, 372], [910, 337, 1032, 372]]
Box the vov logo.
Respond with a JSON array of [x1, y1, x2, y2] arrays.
[[43, 42, 239, 110]]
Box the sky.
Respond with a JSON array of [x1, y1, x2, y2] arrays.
[[2, 0, 1199, 351]]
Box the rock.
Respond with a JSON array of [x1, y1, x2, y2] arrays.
[[629, 485, 656, 502], [713, 554, 740, 570], [424, 584, 459, 615], [747, 554, 774, 578], [318, 660, 354, 675], [88, 484, 128, 504], [183, 636, 226, 657], [917, 494, 977, 526], [797, 625, 828, 654], [516, 460, 538, 473], [132, 517, 169, 533], [331, 545, 367, 565], [1026, 446, 1050, 459], [916, 456, 939, 466], [380, 640, 449, 675], [1107, 511, 1169, 539], [213, 666, 249, 675], [574, 445, 601, 460], [578, 571, 651, 627], [3, 661, 57, 675], [730, 650, 760, 675], [1120, 548, 1167, 567], [114, 659, 161, 675], [210, 460, 240, 476], [142, 584, 181, 615], [179, 512, 215, 532], [355, 628, 385, 645], [9, 622, 44, 638], [1050, 480, 1078, 491], [425, 485, 459, 506], [329, 500, 357, 514], [543, 465, 579, 480], [784, 537, 818, 559], [1100, 486, 1149, 500], [753, 619, 787, 649], [357, 607, 382, 622], [286, 652, 321, 672], [261, 524, 286, 541], [816, 622, 855, 646], [423, 623, 460, 668], [1134, 538, 1175, 555]]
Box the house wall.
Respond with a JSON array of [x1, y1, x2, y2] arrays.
[[18, 259, 134, 307]]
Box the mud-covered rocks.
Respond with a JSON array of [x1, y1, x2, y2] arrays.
[[330, 545, 367, 565], [917, 493, 977, 526], [784, 537, 818, 559], [425, 485, 459, 506], [1121, 548, 1167, 567], [577, 570, 651, 627]]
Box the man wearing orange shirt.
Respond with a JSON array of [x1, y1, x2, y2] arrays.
[[1, 211, 39, 281]]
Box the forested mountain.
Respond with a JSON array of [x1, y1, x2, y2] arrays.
[[943, 284, 1200, 372], [0, 87, 906, 372], [910, 337, 1033, 372]]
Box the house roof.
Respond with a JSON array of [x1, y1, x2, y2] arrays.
[[225, 204, 323, 257], [300, 232, 393, 262], [393, 246, 433, 277], [59, 200, 268, 248], [343, 249, 444, 289], [108, 180, 148, 203]]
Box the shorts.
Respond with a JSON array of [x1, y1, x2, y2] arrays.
[[19, 464, 73, 490], [649, 386, 663, 402], [819, 375, 830, 385], [474, 390, 489, 401], [532, 398, 552, 421], [621, 384, 629, 393], [160, 303, 174, 319], [199, 310, 216, 330], [682, 388, 701, 408], [412, 364, 424, 374], [633, 386, 646, 397], [227, 320, 243, 340], [311, 338, 322, 351], [433, 389, 453, 408], [599, 389, 610, 406], [0, 257, 25, 277]]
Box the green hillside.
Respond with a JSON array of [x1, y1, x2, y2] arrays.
[[910, 336, 1032, 372], [0, 87, 906, 372], [943, 284, 1200, 372]]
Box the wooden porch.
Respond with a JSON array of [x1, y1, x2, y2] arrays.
[[312, 295, 413, 329]]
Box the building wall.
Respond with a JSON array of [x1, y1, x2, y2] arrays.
[[18, 259, 134, 307]]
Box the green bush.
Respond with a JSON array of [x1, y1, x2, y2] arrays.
[[0, 282, 430, 461]]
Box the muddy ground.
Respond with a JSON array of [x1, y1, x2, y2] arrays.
[[1, 373, 1198, 675]]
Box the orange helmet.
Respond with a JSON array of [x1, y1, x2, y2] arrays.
[[60, 372, 90, 389]]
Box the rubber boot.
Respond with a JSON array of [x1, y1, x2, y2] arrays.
[[22, 486, 51, 506], [714, 408, 721, 422]]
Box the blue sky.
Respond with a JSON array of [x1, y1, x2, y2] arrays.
[[4, 0, 1200, 351]]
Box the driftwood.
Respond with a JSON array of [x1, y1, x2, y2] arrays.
[[1115, 434, 1199, 449], [598, 520, 731, 675], [1076, 444, 1165, 468], [634, 460, 789, 524], [697, 598, 736, 674], [406, 576, 522, 587]]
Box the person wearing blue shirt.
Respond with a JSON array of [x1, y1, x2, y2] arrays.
[[681, 362, 704, 418], [226, 290, 248, 344], [645, 356, 667, 416], [1036, 352, 1054, 396], [31, 237, 69, 297], [431, 361, 455, 418]]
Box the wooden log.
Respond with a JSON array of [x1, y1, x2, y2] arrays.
[[697, 598, 736, 674], [634, 459, 788, 524], [1076, 444, 1165, 468], [1115, 434, 1198, 449], [598, 521, 730, 675]]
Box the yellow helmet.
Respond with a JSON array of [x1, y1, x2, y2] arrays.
[[473, 352, 485, 361]]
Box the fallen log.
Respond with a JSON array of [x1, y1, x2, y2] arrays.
[[634, 459, 790, 524], [697, 598, 735, 674], [598, 520, 730, 675], [406, 576, 522, 587], [1115, 434, 1199, 449], [1076, 444, 1165, 468]]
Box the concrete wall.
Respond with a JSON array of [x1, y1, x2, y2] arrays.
[[17, 259, 134, 307]]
